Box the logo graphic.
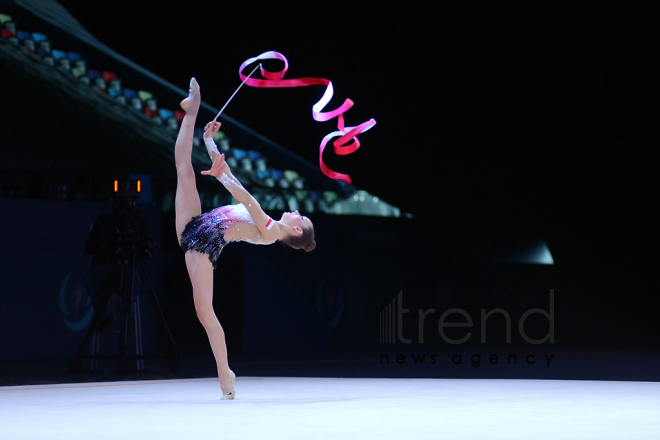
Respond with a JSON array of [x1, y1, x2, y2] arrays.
[[59, 271, 94, 332], [380, 290, 554, 345]]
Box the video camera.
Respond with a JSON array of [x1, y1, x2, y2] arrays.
[[112, 180, 150, 257]]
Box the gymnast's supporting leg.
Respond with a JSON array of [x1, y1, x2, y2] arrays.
[[174, 79, 235, 397], [188, 251, 235, 397]]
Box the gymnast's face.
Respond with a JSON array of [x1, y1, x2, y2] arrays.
[[280, 210, 312, 234]]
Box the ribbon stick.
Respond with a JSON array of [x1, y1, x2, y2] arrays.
[[238, 51, 376, 184], [213, 63, 262, 122]]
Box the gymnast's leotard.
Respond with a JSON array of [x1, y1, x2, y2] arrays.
[[180, 204, 254, 269]]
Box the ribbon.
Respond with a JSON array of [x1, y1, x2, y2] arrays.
[[239, 51, 376, 184]]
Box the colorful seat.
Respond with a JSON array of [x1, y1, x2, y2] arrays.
[[58, 57, 71, 71], [145, 98, 158, 110], [108, 78, 122, 90], [70, 67, 85, 78], [137, 90, 153, 101], [129, 97, 142, 110], [256, 169, 270, 181], [166, 118, 179, 130], [0, 13, 12, 24], [173, 110, 185, 122], [51, 49, 66, 61], [3, 20, 16, 33], [87, 70, 101, 80], [247, 150, 262, 161], [254, 157, 268, 171], [102, 71, 117, 82], [16, 30, 30, 41], [232, 148, 247, 161], [240, 157, 253, 172], [158, 109, 173, 120], [123, 89, 138, 100], [37, 40, 51, 53], [72, 59, 86, 73], [270, 169, 284, 181], [283, 170, 299, 182], [31, 32, 47, 43], [67, 51, 82, 62], [108, 87, 122, 98], [22, 38, 35, 52]]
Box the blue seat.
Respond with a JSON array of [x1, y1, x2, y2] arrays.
[[247, 150, 262, 161], [270, 169, 284, 181], [109, 87, 123, 98], [87, 70, 101, 80], [232, 148, 247, 161], [309, 191, 322, 202], [31, 32, 47, 43], [158, 109, 173, 120], [16, 30, 30, 41], [51, 49, 66, 60], [123, 89, 137, 100], [67, 51, 82, 62], [194, 128, 205, 139], [256, 169, 269, 181]]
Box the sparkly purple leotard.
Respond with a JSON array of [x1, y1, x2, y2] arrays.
[[180, 204, 253, 269]]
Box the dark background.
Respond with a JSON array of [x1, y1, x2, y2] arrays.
[[54, 0, 656, 340], [1, 1, 657, 382]]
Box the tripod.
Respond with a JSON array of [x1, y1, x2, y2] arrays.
[[71, 245, 180, 375]]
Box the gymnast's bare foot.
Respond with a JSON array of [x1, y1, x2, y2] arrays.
[[180, 78, 200, 115]]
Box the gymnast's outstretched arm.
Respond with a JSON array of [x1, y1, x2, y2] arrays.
[[201, 132, 280, 241]]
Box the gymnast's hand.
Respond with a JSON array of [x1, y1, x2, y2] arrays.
[[203, 121, 221, 138], [201, 152, 228, 179]]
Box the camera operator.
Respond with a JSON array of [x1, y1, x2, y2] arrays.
[[83, 193, 154, 329]]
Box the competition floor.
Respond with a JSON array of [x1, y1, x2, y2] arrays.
[[1, 376, 659, 439]]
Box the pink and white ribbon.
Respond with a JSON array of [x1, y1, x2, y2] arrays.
[[239, 51, 376, 184]]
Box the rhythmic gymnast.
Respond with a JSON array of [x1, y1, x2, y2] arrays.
[[175, 78, 315, 399]]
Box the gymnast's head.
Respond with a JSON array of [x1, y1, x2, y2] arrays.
[[278, 210, 316, 252]]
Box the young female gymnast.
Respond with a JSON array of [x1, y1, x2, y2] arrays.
[[175, 78, 315, 399]]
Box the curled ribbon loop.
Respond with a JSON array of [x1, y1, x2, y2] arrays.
[[239, 51, 376, 184]]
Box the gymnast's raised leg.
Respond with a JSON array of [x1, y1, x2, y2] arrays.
[[175, 78, 235, 398]]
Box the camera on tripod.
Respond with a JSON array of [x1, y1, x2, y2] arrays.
[[71, 179, 179, 374], [113, 180, 151, 259]]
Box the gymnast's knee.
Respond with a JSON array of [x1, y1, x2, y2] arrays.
[[195, 305, 218, 328], [176, 162, 195, 180]]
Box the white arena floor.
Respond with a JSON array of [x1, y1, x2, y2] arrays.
[[1, 376, 659, 439]]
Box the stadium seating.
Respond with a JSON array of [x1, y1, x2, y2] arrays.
[[0, 11, 351, 214]]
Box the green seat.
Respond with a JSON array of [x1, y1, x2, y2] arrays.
[[283, 170, 299, 182], [137, 90, 153, 101], [0, 14, 12, 25]]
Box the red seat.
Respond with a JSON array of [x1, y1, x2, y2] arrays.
[[143, 108, 158, 118], [102, 71, 117, 82], [1, 29, 14, 38], [173, 110, 185, 122]]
